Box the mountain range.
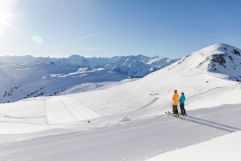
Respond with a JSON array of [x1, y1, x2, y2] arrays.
[[0, 54, 176, 103]]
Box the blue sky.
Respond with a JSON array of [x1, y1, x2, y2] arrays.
[[0, 0, 241, 58]]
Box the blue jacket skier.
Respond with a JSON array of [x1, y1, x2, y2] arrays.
[[179, 92, 186, 115]]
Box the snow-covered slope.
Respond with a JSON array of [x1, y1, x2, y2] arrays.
[[0, 44, 241, 161], [65, 43, 241, 117], [0, 44, 240, 127]]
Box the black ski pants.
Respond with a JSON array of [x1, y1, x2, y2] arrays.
[[180, 103, 186, 115], [172, 105, 178, 114]]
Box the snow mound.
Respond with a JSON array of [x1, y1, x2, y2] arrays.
[[120, 116, 131, 122]]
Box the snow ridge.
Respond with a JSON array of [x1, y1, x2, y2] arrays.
[[169, 44, 241, 81]]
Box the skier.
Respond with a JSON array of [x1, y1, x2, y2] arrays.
[[179, 92, 186, 115], [172, 90, 180, 117]]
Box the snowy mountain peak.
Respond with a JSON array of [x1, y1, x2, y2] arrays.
[[66, 55, 90, 67], [195, 43, 240, 57], [170, 44, 241, 81]]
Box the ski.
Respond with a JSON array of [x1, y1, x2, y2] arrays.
[[165, 111, 180, 118], [165, 111, 190, 119]]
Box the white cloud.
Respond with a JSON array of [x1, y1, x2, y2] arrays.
[[74, 33, 101, 41], [81, 47, 103, 50]]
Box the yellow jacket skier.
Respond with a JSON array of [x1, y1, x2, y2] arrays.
[[172, 90, 180, 116]]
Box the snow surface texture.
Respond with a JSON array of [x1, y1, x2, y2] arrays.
[[0, 44, 241, 161], [146, 129, 241, 161], [0, 55, 175, 103]]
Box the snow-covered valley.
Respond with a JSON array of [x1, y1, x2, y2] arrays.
[[0, 44, 241, 161]]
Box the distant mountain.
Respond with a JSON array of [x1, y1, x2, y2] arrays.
[[0, 54, 176, 103], [66, 55, 90, 67], [106, 55, 154, 78], [62, 54, 176, 77], [0, 54, 177, 77]]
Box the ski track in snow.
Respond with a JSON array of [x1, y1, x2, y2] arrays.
[[135, 97, 159, 111], [166, 112, 239, 133]]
